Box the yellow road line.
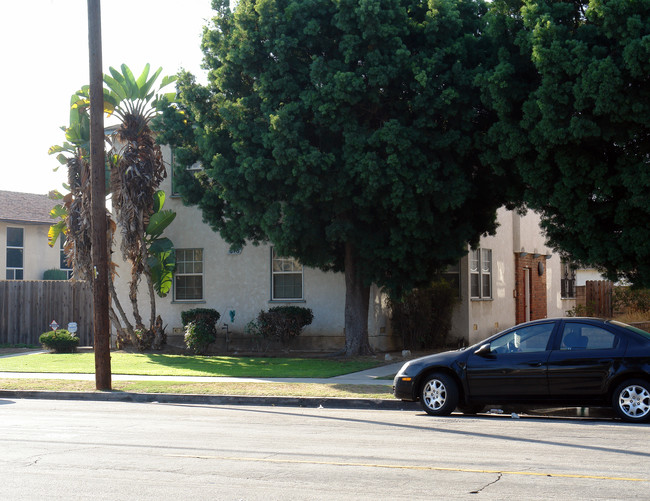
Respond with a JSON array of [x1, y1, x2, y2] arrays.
[[165, 454, 647, 482]]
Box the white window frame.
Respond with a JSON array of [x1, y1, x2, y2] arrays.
[[271, 248, 304, 301], [6, 227, 24, 280], [174, 248, 204, 301], [470, 248, 492, 299]]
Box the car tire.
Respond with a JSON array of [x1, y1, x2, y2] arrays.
[[456, 404, 484, 415], [612, 379, 650, 423], [419, 373, 459, 416]]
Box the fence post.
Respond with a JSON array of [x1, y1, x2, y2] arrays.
[[585, 280, 613, 318]]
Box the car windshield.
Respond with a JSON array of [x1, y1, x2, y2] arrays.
[[610, 320, 650, 340]]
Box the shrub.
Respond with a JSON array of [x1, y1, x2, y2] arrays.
[[43, 269, 69, 280], [613, 287, 650, 314], [39, 329, 79, 353], [181, 308, 220, 327], [184, 321, 217, 355], [181, 308, 220, 354], [388, 280, 458, 350], [566, 303, 595, 317], [256, 306, 314, 345]]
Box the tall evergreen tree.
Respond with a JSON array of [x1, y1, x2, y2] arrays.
[[484, 0, 650, 285], [159, 0, 514, 355]]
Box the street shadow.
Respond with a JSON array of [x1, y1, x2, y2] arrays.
[[163, 402, 650, 459], [0, 399, 15, 406]]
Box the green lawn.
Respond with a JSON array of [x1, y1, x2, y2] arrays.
[[0, 352, 381, 378]]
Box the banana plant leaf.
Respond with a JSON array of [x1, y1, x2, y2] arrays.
[[147, 242, 176, 297]]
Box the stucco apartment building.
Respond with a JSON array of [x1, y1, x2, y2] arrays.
[[0, 190, 68, 281], [1, 178, 577, 351], [449, 209, 576, 346], [113, 148, 577, 351]]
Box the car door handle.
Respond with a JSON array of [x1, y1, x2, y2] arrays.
[[528, 362, 544, 367]]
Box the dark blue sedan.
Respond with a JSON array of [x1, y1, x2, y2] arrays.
[[393, 318, 650, 422]]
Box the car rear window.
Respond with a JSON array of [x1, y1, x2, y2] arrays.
[[610, 321, 650, 340]]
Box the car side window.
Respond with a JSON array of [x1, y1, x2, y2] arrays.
[[490, 324, 554, 354], [560, 323, 618, 351]]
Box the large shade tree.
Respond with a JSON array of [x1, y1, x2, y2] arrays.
[[159, 0, 515, 355], [484, 0, 650, 285]]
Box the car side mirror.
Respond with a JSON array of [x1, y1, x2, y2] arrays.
[[474, 343, 492, 357]]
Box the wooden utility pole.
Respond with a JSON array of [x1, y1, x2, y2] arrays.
[[87, 0, 111, 390]]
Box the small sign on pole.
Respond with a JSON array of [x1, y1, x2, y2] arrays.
[[50, 320, 59, 331], [68, 322, 78, 335]]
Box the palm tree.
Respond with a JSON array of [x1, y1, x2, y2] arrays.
[[104, 64, 176, 347], [49, 64, 177, 349], [49, 89, 136, 344]]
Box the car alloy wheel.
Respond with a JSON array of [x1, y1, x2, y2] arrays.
[[420, 373, 458, 416], [613, 380, 650, 423]]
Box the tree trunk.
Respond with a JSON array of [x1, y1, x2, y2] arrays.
[[142, 254, 157, 330], [128, 266, 144, 337], [108, 280, 134, 339], [344, 242, 373, 356]]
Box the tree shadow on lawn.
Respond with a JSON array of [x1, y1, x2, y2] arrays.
[[134, 353, 380, 378]]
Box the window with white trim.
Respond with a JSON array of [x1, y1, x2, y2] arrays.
[[470, 248, 492, 299], [174, 248, 203, 300], [271, 248, 303, 300], [6, 227, 24, 280]]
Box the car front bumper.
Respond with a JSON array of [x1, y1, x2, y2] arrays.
[[393, 375, 417, 401]]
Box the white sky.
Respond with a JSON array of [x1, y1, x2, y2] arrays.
[[0, 0, 215, 195]]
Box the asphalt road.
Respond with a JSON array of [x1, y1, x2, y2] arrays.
[[0, 398, 648, 500]]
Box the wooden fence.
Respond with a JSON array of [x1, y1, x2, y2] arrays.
[[585, 280, 613, 318], [0, 280, 93, 346]]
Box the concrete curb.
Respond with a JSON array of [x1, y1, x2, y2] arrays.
[[0, 391, 623, 422], [0, 390, 618, 420], [0, 389, 420, 411]]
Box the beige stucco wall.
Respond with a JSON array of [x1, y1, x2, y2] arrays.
[[110, 147, 395, 352], [465, 207, 518, 345], [576, 268, 605, 286], [0, 222, 61, 281], [547, 253, 576, 317], [449, 208, 573, 346]]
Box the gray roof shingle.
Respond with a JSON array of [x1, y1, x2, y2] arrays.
[[0, 190, 58, 225]]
